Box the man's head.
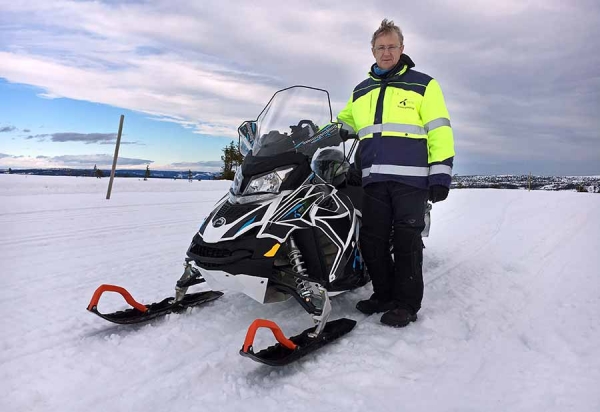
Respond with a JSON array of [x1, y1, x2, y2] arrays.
[[371, 19, 404, 71]]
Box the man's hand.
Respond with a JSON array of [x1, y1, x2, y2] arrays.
[[429, 185, 449, 203], [339, 128, 358, 141], [347, 168, 362, 186]]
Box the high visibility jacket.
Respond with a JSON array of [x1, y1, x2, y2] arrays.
[[337, 54, 454, 189]]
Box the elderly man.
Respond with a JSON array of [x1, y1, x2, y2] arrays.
[[338, 19, 454, 327]]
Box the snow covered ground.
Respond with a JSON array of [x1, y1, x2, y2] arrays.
[[1, 174, 599, 412]]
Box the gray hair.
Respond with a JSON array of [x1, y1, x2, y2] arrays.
[[371, 19, 404, 48]]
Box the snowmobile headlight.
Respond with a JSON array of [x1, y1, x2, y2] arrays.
[[243, 167, 294, 195]]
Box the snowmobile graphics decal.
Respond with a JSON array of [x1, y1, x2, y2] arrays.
[[256, 183, 355, 282]]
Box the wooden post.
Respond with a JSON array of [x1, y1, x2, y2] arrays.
[[106, 115, 124, 200]]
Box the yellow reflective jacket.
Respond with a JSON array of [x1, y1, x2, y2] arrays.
[[337, 54, 454, 189]]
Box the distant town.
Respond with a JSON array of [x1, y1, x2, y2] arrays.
[[1, 168, 599, 193], [451, 174, 599, 193]]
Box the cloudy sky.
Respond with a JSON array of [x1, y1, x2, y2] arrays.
[[1, 0, 599, 175]]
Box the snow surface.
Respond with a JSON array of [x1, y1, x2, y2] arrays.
[[1, 174, 599, 412]]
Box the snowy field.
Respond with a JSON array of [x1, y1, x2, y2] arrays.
[[1, 174, 599, 412]]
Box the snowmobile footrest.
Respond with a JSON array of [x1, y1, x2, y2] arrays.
[[239, 318, 356, 366], [86, 284, 223, 324]]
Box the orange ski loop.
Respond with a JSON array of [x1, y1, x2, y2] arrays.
[[242, 319, 298, 353], [87, 284, 148, 313]]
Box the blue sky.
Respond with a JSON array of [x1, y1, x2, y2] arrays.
[[1, 0, 599, 174], [0, 79, 226, 170]]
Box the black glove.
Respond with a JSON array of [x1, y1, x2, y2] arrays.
[[429, 185, 449, 203], [346, 167, 362, 186], [339, 128, 358, 142]]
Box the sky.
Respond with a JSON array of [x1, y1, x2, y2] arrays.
[[2, 175, 599, 411], [0, 0, 599, 175]]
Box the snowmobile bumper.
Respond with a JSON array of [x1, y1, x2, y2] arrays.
[[239, 318, 356, 366], [198, 268, 269, 303]]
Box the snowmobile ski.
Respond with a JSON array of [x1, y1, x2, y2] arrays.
[[86, 284, 223, 325], [239, 318, 356, 366]]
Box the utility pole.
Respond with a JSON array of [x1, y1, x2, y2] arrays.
[[106, 115, 124, 199]]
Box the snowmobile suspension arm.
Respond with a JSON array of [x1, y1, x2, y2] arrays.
[[242, 319, 297, 353], [87, 284, 148, 313]]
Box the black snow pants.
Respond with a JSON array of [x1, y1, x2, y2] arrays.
[[359, 181, 428, 314]]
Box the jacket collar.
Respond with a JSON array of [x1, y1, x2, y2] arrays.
[[369, 54, 415, 81]]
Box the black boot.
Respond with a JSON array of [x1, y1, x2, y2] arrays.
[[356, 295, 397, 315], [380, 308, 417, 327]]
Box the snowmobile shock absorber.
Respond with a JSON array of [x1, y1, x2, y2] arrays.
[[288, 236, 313, 300], [288, 236, 307, 277]]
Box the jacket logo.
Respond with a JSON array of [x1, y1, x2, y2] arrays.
[[397, 98, 415, 110]]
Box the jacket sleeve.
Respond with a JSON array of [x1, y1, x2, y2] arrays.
[[420, 78, 455, 188], [336, 95, 357, 133]]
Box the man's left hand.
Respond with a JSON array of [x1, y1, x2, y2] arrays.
[[429, 185, 449, 203]]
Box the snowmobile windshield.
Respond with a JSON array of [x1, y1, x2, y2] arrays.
[[244, 86, 342, 158]]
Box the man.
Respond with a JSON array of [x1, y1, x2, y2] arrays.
[[338, 19, 454, 327]]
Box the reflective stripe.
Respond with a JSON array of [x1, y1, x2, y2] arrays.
[[362, 163, 452, 178], [337, 120, 355, 133], [424, 118, 451, 133], [429, 164, 452, 175], [358, 123, 426, 138], [363, 164, 430, 177]]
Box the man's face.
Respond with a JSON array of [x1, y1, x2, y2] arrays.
[[372, 31, 404, 71]]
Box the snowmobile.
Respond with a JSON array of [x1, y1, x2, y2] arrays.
[[87, 86, 370, 365]]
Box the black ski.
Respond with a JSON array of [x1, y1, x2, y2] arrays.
[[87, 284, 222, 325], [240, 318, 356, 366]]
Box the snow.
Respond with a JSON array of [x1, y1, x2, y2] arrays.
[[1, 174, 599, 412]]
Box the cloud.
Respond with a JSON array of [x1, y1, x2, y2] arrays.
[[26, 134, 49, 140], [51, 132, 116, 143], [171, 160, 222, 168], [25, 132, 142, 145], [0, 153, 152, 169], [99, 141, 143, 145], [0, 153, 24, 159], [23, 128, 31, 133], [0, 0, 598, 174], [52, 154, 152, 167], [169, 160, 222, 172], [1, 126, 17, 132]]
